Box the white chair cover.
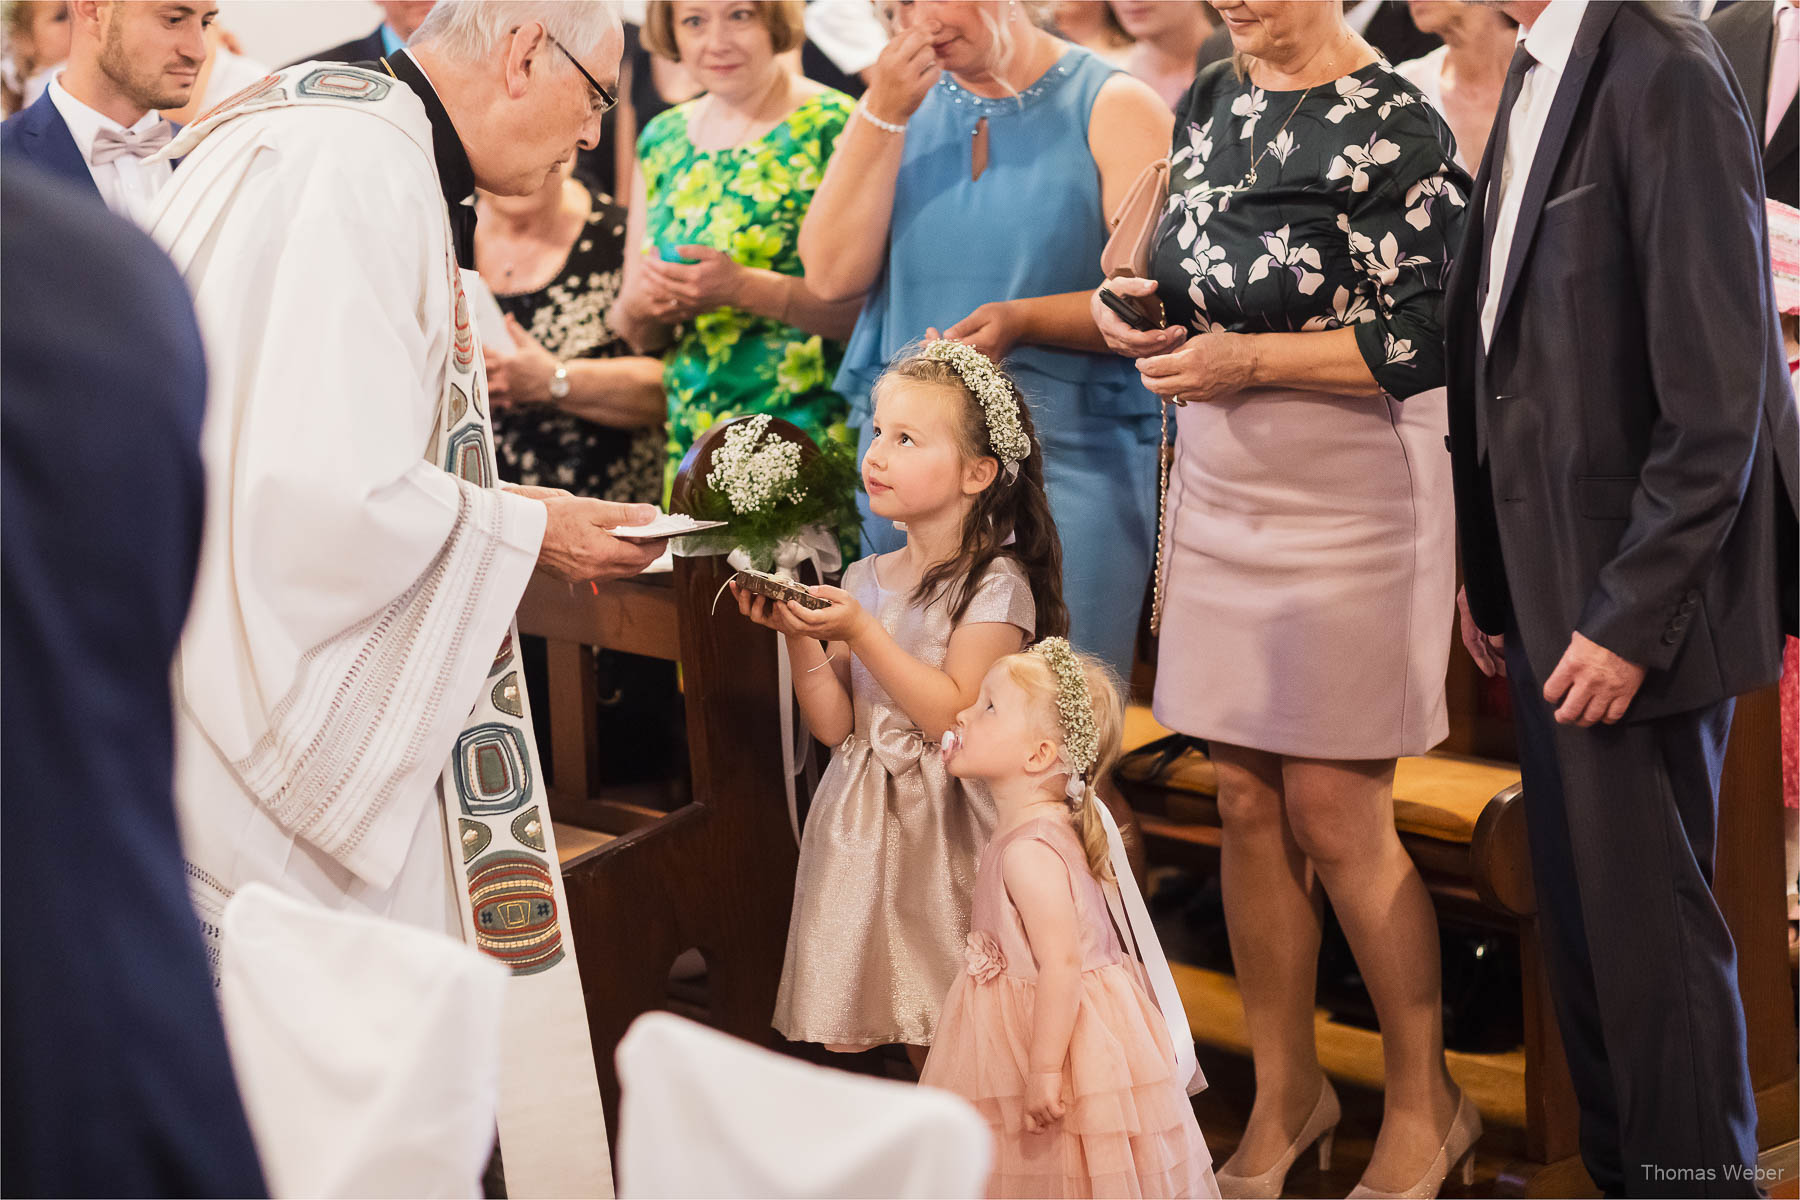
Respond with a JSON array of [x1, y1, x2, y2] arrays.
[[218, 883, 507, 1199], [616, 1013, 993, 1198]]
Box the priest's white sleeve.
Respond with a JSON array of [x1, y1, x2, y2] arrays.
[[159, 110, 546, 893]]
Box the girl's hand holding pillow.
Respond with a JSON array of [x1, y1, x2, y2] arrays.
[[731, 581, 823, 638], [784, 585, 868, 642]]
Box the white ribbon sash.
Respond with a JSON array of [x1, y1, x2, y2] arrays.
[[1095, 802, 1206, 1096]]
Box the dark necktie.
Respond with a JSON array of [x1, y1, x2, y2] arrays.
[[1475, 43, 1536, 462], [1480, 43, 1538, 289]]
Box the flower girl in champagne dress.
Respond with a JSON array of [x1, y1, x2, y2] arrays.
[[736, 342, 1067, 1056]]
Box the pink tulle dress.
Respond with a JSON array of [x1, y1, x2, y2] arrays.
[[920, 817, 1218, 1199]]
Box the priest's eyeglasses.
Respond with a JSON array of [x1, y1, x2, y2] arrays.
[[544, 31, 617, 116]]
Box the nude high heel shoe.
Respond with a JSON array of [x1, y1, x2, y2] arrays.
[[1345, 1088, 1483, 1199], [1215, 1079, 1342, 1199]]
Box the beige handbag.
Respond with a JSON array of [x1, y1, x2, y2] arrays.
[[1101, 157, 1170, 281], [1100, 158, 1183, 636]]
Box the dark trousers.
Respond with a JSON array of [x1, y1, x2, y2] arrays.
[[1503, 630, 1759, 1197]]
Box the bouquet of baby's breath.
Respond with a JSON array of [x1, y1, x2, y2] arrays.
[[682, 414, 860, 571]]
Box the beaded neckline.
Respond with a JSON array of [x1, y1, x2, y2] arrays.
[[936, 48, 1081, 118]]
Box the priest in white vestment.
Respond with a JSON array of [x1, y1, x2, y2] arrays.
[[148, 4, 640, 1194]]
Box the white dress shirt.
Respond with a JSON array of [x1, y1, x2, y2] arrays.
[[1481, 0, 1590, 348], [46, 73, 174, 228]]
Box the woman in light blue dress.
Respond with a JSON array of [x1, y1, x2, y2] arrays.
[[799, 3, 1171, 678]]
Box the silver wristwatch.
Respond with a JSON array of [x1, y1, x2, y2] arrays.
[[548, 362, 571, 400]]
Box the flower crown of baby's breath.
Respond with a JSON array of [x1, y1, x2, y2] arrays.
[[1031, 637, 1099, 792], [924, 340, 1031, 477]]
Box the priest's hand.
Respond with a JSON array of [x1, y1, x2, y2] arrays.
[[534, 497, 666, 583]]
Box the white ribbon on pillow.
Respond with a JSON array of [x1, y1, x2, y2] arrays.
[[728, 524, 843, 845]]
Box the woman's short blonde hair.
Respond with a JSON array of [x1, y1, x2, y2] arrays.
[[641, 0, 807, 62]]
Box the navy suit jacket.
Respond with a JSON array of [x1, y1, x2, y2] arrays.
[[0, 87, 98, 198], [0, 163, 266, 1198], [288, 25, 386, 68], [1710, 0, 1799, 208], [1445, 1, 1798, 719]]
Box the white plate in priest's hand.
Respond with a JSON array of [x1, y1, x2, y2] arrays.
[[607, 514, 729, 541]]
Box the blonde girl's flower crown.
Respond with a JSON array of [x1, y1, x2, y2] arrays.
[[923, 339, 1031, 479], [1030, 636, 1099, 804]]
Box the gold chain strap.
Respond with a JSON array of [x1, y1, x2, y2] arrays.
[[1150, 392, 1184, 637]]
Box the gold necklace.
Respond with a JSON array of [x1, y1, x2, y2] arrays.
[[1235, 35, 1360, 190], [1235, 87, 1312, 190]]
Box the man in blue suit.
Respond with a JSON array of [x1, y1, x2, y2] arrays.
[[289, 1, 438, 67], [0, 0, 213, 224], [1, 160, 267, 1197]]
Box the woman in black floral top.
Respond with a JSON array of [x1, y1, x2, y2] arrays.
[[479, 166, 666, 504], [1093, 4, 1476, 1197], [476, 166, 682, 790]]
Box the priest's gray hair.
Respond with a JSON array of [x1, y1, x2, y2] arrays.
[[411, 1, 619, 66]]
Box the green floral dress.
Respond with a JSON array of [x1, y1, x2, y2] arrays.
[[638, 88, 856, 499]]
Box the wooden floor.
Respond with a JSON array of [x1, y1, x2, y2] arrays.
[[1178, 962, 1528, 1197], [1176, 961, 1799, 1198]]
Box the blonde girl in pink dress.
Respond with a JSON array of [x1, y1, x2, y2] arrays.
[[928, 639, 1219, 1199]]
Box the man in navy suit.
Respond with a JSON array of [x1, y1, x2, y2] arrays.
[[290, 1, 438, 67], [0, 0, 213, 225], [1446, 1, 1797, 1193], [1, 161, 267, 1198]]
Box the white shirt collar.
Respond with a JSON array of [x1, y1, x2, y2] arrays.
[[46, 72, 162, 162], [1519, 0, 1591, 76]]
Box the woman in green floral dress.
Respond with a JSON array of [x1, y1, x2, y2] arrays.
[[610, 0, 864, 500]]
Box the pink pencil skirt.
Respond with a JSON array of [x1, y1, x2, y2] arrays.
[[1153, 385, 1454, 761]]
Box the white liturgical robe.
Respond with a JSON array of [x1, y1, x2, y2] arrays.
[[150, 62, 610, 1198]]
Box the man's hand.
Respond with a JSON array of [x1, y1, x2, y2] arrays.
[[1457, 586, 1506, 678], [534, 497, 666, 583], [1544, 631, 1645, 726]]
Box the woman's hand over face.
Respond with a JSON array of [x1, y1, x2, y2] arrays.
[[865, 25, 941, 124]]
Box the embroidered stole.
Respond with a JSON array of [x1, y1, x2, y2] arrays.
[[186, 65, 614, 1197]]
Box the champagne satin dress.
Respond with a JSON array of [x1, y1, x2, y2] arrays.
[[772, 554, 1035, 1048]]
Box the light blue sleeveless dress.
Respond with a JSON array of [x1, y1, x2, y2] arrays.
[[836, 47, 1159, 677]]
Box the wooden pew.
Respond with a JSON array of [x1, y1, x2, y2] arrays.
[[515, 418, 805, 1141]]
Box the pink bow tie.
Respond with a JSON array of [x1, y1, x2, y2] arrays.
[[89, 121, 173, 165]]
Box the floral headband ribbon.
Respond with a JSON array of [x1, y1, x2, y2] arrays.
[[1031, 637, 1099, 805], [924, 339, 1031, 480]]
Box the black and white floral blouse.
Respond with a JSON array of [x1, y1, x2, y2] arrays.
[[493, 192, 664, 504], [1150, 59, 1471, 398]]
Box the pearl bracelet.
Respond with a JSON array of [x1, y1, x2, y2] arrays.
[[855, 102, 908, 135]]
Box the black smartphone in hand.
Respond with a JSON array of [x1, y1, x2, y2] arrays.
[[1099, 286, 1161, 332]]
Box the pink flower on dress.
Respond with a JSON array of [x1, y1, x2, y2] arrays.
[[965, 931, 1006, 983]]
